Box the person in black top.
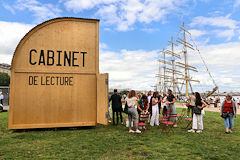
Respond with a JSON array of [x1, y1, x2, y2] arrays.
[[158, 94, 162, 114], [166, 89, 178, 127], [109, 89, 123, 125], [188, 92, 207, 133]]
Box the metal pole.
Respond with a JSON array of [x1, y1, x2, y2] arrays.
[[183, 22, 188, 97], [171, 36, 175, 95]]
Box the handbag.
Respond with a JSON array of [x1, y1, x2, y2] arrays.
[[123, 103, 128, 114], [221, 112, 229, 118], [193, 106, 202, 114]]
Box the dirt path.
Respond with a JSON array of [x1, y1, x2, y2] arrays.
[[175, 103, 240, 115]]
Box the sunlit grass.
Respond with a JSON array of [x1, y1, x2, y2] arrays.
[[0, 109, 239, 159]]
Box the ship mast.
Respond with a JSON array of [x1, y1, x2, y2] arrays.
[[157, 36, 182, 95], [176, 22, 199, 97]]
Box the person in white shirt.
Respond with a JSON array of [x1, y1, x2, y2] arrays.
[[147, 91, 152, 104], [150, 92, 160, 126], [236, 98, 240, 109], [162, 93, 168, 115], [187, 92, 196, 118], [125, 90, 141, 134]]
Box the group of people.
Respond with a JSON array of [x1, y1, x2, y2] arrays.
[[109, 89, 178, 133], [109, 89, 238, 134]]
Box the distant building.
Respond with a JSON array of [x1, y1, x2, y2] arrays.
[[0, 63, 11, 76]]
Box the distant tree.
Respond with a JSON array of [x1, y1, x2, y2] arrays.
[[0, 73, 10, 86], [120, 90, 128, 95]]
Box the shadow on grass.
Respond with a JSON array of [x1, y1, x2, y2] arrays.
[[11, 126, 97, 133]]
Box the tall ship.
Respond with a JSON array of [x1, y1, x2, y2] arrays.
[[156, 22, 218, 98]]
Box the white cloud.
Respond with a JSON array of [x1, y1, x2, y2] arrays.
[[189, 29, 207, 38], [190, 15, 239, 29], [100, 41, 240, 92], [234, 0, 240, 8], [64, 0, 119, 13], [63, 0, 190, 31], [12, 0, 61, 23], [3, 4, 16, 14], [141, 28, 160, 33], [189, 15, 240, 41], [0, 21, 34, 63], [187, 42, 240, 92], [100, 49, 159, 90], [214, 29, 235, 41], [100, 43, 108, 50]]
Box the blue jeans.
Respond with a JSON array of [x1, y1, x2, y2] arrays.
[[224, 113, 234, 129]]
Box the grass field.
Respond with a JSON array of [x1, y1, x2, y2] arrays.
[[0, 109, 239, 160]]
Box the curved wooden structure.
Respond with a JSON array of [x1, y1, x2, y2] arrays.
[[8, 17, 108, 129]]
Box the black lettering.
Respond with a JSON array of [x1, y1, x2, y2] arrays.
[[50, 77, 55, 85], [65, 77, 69, 85], [29, 76, 34, 85], [46, 76, 50, 85], [60, 77, 64, 85], [47, 50, 54, 65], [69, 77, 73, 86], [56, 76, 59, 85], [72, 51, 79, 67], [29, 49, 37, 65], [33, 76, 38, 85], [81, 52, 87, 67], [64, 51, 71, 66], [41, 76, 45, 85], [39, 50, 45, 65], [56, 51, 62, 66]]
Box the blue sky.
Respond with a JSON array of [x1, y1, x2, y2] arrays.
[[0, 0, 240, 92]]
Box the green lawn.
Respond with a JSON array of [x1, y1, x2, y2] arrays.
[[0, 109, 239, 160]]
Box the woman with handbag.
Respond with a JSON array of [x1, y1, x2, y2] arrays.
[[125, 90, 141, 133], [188, 92, 207, 133], [220, 94, 237, 134]]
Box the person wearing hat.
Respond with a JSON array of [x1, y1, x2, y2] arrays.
[[0, 91, 4, 105], [220, 94, 237, 134]]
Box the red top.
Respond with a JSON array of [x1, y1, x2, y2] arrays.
[[223, 100, 233, 113]]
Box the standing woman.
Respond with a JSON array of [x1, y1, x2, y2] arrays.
[[162, 93, 168, 116], [125, 90, 141, 133], [166, 89, 178, 127], [220, 94, 237, 134], [158, 94, 162, 115], [188, 92, 207, 133], [137, 94, 149, 129], [187, 92, 196, 118], [150, 92, 160, 126]]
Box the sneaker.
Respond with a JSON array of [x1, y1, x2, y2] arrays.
[[121, 122, 124, 125], [108, 120, 111, 123], [229, 130, 233, 133], [129, 129, 135, 133], [225, 131, 230, 134], [143, 126, 146, 130], [196, 130, 202, 133], [135, 129, 141, 134], [188, 129, 195, 133]]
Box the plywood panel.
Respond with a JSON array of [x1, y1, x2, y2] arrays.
[[12, 73, 96, 125], [97, 74, 109, 125], [8, 18, 103, 129]]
